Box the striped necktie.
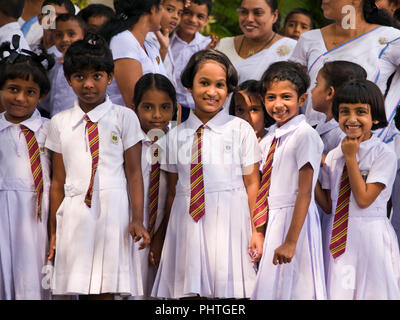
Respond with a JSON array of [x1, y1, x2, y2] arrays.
[[148, 145, 160, 239], [329, 164, 351, 259], [20, 125, 43, 221], [252, 137, 278, 228], [189, 125, 205, 222], [84, 115, 99, 208]]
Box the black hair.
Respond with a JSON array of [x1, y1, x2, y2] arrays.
[[363, 0, 395, 26], [283, 8, 314, 29], [56, 13, 87, 34], [394, 104, 400, 130], [77, 4, 115, 23], [240, 0, 280, 33], [260, 61, 310, 98], [63, 33, 114, 79], [190, 0, 212, 15], [0, 0, 25, 18], [319, 61, 367, 91], [181, 49, 238, 93], [229, 80, 275, 128], [0, 41, 53, 96], [332, 79, 388, 130], [100, 0, 161, 43], [42, 0, 75, 15], [133, 73, 177, 119]]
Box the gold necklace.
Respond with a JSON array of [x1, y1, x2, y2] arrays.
[[239, 32, 276, 58]]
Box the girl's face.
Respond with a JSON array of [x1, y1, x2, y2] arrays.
[[238, 0, 278, 40], [135, 88, 174, 133], [67, 69, 113, 113], [311, 71, 332, 115], [264, 80, 306, 127], [1, 77, 42, 124], [321, 0, 356, 21], [161, 0, 184, 32], [338, 102, 373, 141], [234, 91, 266, 138], [191, 60, 228, 122], [283, 13, 312, 40]]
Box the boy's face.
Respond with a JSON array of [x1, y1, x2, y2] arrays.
[[54, 19, 84, 55], [161, 0, 184, 32], [179, 2, 209, 37], [39, 4, 70, 48], [283, 13, 312, 40]]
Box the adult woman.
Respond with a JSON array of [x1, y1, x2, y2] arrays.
[[101, 0, 166, 107], [215, 0, 296, 85], [291, 0, 400, 141]]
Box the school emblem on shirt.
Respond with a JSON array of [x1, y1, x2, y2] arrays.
[[277, 45, 290, 57], [111, 131, 119, 144], [39, 145, 46, 154], [224, 142, 233, 153], [156, 56, 160, 65], [379, 37, 388, 45]]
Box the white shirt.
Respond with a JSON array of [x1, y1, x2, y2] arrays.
[[315, 118, 345, 155], [0, 22, 30, 52], [166, 31, 211, 109], [108, 30, 167, 106]]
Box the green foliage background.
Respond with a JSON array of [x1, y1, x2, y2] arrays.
[[204, 0, 324, 37]]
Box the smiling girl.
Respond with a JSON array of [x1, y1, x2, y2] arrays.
[[150, 49, 262, 299], [317, 80, 400, 299]]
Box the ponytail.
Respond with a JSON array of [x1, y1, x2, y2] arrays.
[[363, 0, 394, 26]]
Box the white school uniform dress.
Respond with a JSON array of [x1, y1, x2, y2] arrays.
[[290, 27, 400, 127], [166, 31, 211, 109], [151, 110, 261, 299], [0, 22, 30, 51], [131, 131, 168, 299], [108, 30, 167, 106], [215, 36, 296, 85], [251, 114, 327, 300], [0, 110, 51, 300], [321, 136, 400, 299], [45, 97, 145, 295], [388, 135, 400, 248]]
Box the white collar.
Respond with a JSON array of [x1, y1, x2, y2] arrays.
[[332, 135, 382, 161], [0, 109, 43, 132], [315, 118, 340, 135], [269, 114, 306, 139], [171, 30, 207, 46], [70, 96, 112, 128], [180, 109, 228, 137]]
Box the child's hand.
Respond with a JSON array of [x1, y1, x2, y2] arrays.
[[273, 241, 296, 265], [206, 35, 219, 50], [320, 153, 326, 167], [149, 229, 164, 268], [155, 28, 170, 50], [47, 233, 56, 261], [341, 135, 363, 159], [129, 220, 150, 250], [249, 230, 264, 263], [185, 0, 191, 8]]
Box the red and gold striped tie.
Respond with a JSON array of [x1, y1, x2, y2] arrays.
[[189, 125, 205, 222], [252, 137, 278, 228], [20, 125, 43, 221], [329, 164, 351, 259], [84, 115, 99, 208], [148, 145, 160, 239]]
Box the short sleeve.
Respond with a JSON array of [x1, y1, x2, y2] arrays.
[[45, 116, 62, 153], [110, 31, 141, 61], [119, 107, 145, 150], [289, 33, 308, 66], [240, 121, 262, 168], [295, 127, 323, 173], [366, 149, 397, 189], [381, 36, 400, 67]]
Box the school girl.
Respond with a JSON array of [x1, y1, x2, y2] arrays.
[[251, 61, 327, 300], [317, 80, 400, 299], [101, 0, 167, 107], [0, 40, 54, 299], [131, 73, 176, 298], [46, 34, 149, 299], [150, 49, 263, 299]]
